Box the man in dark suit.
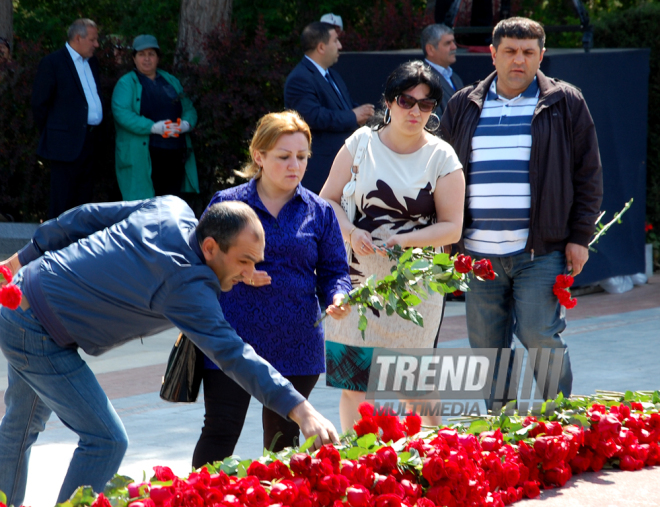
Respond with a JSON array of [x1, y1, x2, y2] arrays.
[[421, 24, 464, 117], [32, 18, 103, 219], [284, 22, 374, 194]]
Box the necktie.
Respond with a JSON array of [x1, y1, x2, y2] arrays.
[[325, 71, 350, 110]]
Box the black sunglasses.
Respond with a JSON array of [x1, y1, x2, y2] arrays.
[[395, 94, 437, 112]]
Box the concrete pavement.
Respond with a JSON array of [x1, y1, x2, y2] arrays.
[[0, 275, 658, 506]]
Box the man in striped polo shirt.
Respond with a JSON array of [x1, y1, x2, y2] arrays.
[[440, 17, 603, 411]]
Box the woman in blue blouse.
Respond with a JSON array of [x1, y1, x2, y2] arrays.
[[192, 111, 352, 468]]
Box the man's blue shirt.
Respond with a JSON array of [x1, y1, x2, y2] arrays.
[[17, 196, 304, 418]]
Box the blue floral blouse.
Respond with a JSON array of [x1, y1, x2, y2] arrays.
[[203, 179, 352, 376]]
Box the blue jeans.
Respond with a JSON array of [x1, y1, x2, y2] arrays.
[[465, 250, 573, 410], [0, 304, 128, 506]]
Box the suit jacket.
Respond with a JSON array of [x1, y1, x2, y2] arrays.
[[284, 58, 358, 193], [32, 47, 103, 162], [432, 67, 464, 117]]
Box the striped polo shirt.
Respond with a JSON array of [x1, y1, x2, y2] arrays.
[[464, 77, 539, 256]]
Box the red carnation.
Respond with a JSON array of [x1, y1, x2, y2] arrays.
[[354, 416, 379, 437], [0, 284, 22, 310], [473, 259, 496, 280], [554, 274, 574, 289], [454, 254, 473, 274], [404, 413, 422, 436]]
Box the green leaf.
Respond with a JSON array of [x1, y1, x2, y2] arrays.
[[653, 390, 660, 404], [358, 315, 368, 331], [356, 433, 378, 449], [467, 419, 490, 434], [433, 253, 450, 264], [568, 414, 591, 428], [409, 259, 431, 270], [237, 459, 252, 478], [299, 434, 319, 453], [399, 248, 413, 263], [402, 293, 421, 306], [407, 308, 424, 327], [346, 446, 371, 460], [0, 491, 6, 505], [68, 486, 97, 507], [624, 390, 634, 401]]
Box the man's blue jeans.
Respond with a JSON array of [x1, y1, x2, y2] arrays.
[[465, 250, 573, 411], [0, 304, 128, 506]]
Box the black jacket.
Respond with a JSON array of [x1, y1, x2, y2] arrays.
[[440, 70, 603, 256], [32, 47, 103, 162]]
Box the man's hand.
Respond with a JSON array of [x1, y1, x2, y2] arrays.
[[565, 243, 589, 276], [288, 400, 339, 451], [353, 104, 375, 126], [0, 253, 21, 286], [326, 293, 351, 320]]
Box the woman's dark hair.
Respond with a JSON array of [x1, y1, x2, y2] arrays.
[[368, 60, 444, 132]]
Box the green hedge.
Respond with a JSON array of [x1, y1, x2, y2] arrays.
[[594, 3, 660, 228]]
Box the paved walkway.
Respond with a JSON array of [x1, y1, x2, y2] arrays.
[[0, 275, 658, 506]]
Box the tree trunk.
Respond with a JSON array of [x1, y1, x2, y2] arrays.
[[177, 0, 232, 61], [0, 0, 12, 50]]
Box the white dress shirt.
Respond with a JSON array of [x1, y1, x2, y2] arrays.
[[65, 43, 103, 125]]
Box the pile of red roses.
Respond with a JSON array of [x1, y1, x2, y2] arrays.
[[42, 396, 656, 507], [553, 274, 577, 309], [0, 266, 22, 310]]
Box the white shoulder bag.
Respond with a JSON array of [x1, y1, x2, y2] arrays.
[[340, 131, 371, 261]]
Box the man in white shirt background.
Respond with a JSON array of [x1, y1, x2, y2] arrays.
[[32, 18, 104, 218], [421, 23, 464, 117]]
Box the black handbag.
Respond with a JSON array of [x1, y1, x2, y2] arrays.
[[160, 333, 205, 403]]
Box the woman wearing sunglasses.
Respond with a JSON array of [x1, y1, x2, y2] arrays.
[[320, 60, 466, 431]]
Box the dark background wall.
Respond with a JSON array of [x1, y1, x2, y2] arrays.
[[335, 48, 650, 286]]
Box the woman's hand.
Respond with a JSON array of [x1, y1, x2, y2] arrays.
[[350, 228, 380, 256], [326, 293, 351, 320], [245, 269, 271, 287]]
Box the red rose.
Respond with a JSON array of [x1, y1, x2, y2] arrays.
[[522, 481, 540, 499], [346, 485, 372, 507], [596, 413, 622, 438], [92, 493, 113, 507], [502, 461, 520, 488], [243, 485, 270, 507], [290, 453, 312, 476], [425, 485, 455, 507], [149, 485, 174, 505], [153, 466, 176, 481], [269, 460, 294, 480], [270, 480, 299, 505], [422, 457, 445, 484], [353, 464, 375, 488], [0, 265, 13, 284], [473, 259, 496, 280], [454, 254, 473, 274], [374, 493, 404, 507], [376, 446, 399, 474], [128, 501, 156, 507], [0, 284, 22, 310], [247, 461, 270, 480], [646, 223, 654, 232], [452, 290, 464, 297], [317, 444, 342, 470], [415, 499, 436, 507]]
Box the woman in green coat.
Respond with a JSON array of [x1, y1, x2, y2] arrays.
[[112, 34, 199, 200]]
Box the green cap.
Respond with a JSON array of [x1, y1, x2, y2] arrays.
[[132, 34, 159, 52]]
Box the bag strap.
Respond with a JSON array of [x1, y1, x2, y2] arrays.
[[350, 129, 371, 177]]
